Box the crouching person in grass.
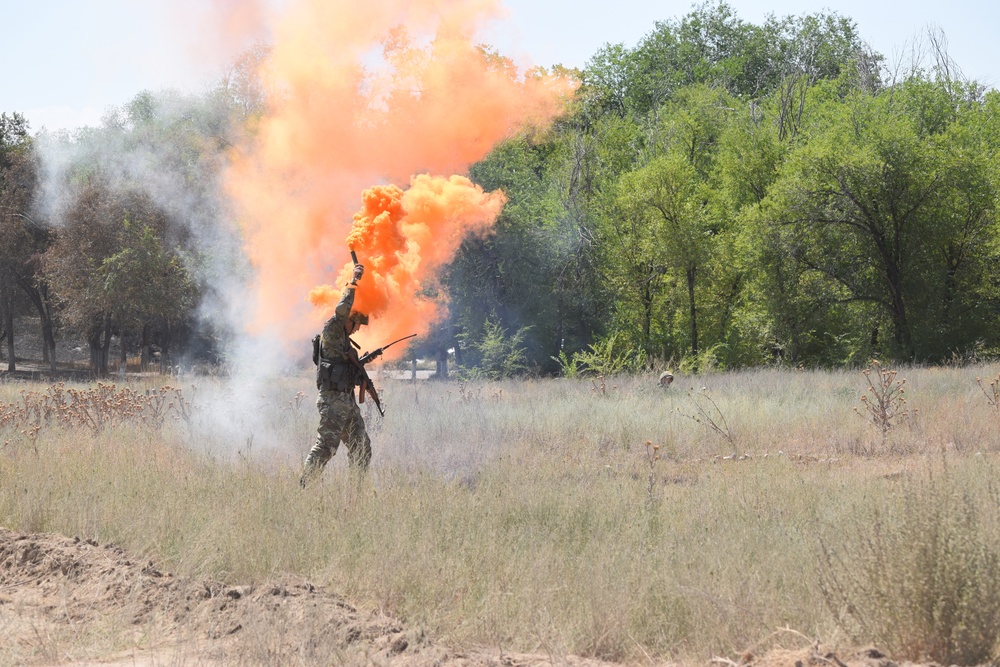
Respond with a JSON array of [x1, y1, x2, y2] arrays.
[[300, 262, 372, 488]]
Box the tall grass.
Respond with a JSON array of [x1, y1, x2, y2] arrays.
[[1, 363, 1000, 664], [820, 462, 1000, 665]]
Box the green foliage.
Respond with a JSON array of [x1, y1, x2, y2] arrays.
[[674, 342, 726, 374], [454, 132, 612, 374], [584, 1, 871, 117], [551, 349, 582, 378], [0, 113, 39, 370], [562, 332, 642, 376], [31, 85, 239, 372], [755, 78, 1000, 362], [99, 220, 198, 327], [0, 112, 31, 166], [7, 4, 1000, 376], [451, 6, 1000, 374], [459, 318, 532, 380]]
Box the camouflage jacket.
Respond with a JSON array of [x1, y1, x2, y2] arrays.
[[316, 284, 362, 391]]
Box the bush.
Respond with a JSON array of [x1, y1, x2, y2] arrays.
[[820, 466, 1000, 665], [460, 318, 531, 380], [560, 332, 642, 377]]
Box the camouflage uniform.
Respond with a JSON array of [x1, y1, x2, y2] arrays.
[[300, 282, 372, 486]]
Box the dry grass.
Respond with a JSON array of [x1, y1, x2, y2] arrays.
[[1, 363, 1000, 664]]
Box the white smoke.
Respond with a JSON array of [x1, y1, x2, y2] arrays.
[[31, 86, 313, 458]]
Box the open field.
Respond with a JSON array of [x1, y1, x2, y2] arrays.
[[1, 364, 1000, 666]]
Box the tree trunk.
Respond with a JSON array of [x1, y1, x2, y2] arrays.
[[88, 314, 113, 377], [1, 293, 15, 372], [884, 259, 913, 360], [43, 317, 56, 372], [686, 265, 698, 358], [160, 320, 172, 373], [101, 315, 112, 376], [88, 323, 103, 376], [20, 280, 57, 371], [641, 275, 654, 351], [140, 322, 152, 370], [119, 324, 128, 373], [435, 347, 449, 379]]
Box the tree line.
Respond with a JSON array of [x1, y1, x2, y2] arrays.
[[0, 77, 254, 375], [448, 3, 1000, 374], [2, 2, 998, 377]]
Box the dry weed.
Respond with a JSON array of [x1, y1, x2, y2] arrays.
[[0, 383, 190, 451], [2, 366, 1000, 664], [852, 360, 909, 453], [819, 463, 1000, 665], [976, 373, 999, 411]]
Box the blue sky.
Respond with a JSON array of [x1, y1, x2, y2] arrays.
[[3, 0, 998, 132]]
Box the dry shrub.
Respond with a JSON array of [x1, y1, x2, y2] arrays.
[[0, 382, 190, 448], [977, 373, 1000, 411], [854, 360, 908, 442], [819, 463, 1000, 665], [5, 367, 1000, 664]]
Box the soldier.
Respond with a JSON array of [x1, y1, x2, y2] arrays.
[[300, 262, 372, 487]]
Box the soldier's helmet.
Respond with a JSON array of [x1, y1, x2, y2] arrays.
[[349, 311, 369, 326]]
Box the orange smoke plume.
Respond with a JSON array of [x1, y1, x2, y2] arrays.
[[308, 174, 506, 347], [220, 0, 575, 357]]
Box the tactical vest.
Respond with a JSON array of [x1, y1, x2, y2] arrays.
[[312, 334, 359, 391]]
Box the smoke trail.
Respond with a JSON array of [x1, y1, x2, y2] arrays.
[[307, 174, 507, 346], [222, 0, 574, 357]]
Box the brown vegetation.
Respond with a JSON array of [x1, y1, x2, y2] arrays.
[[1, 363, 1000, 665]]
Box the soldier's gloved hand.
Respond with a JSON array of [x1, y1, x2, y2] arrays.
[[352, 264, 364, 283]]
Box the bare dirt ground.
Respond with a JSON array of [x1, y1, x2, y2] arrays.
[[0, 528, 932, 667], [0, 528, 622, 666]]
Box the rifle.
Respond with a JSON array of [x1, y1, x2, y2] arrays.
[[359, 333, 417, 365], [354, 361, 383, 416], [352, 333, 417, 416]]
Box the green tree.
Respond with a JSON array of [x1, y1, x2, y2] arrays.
[[459, 318, 531, 380], [43, 175, 197, 376], [0, 112, 37, 371], [42, 176, 122, 374], [759, 78, 999, 361], [100, 221, 198, 370], [596, 85, 736, 363], [610, 1, 871, 116], [452, 131, 614, 373], [36, 87, 239, 371], [613, 152, 712, 357]]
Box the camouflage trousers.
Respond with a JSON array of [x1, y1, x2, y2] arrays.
[[300, 388, 371, 485]]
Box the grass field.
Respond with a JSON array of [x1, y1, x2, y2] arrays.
[[1, 363, 999, 665]]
